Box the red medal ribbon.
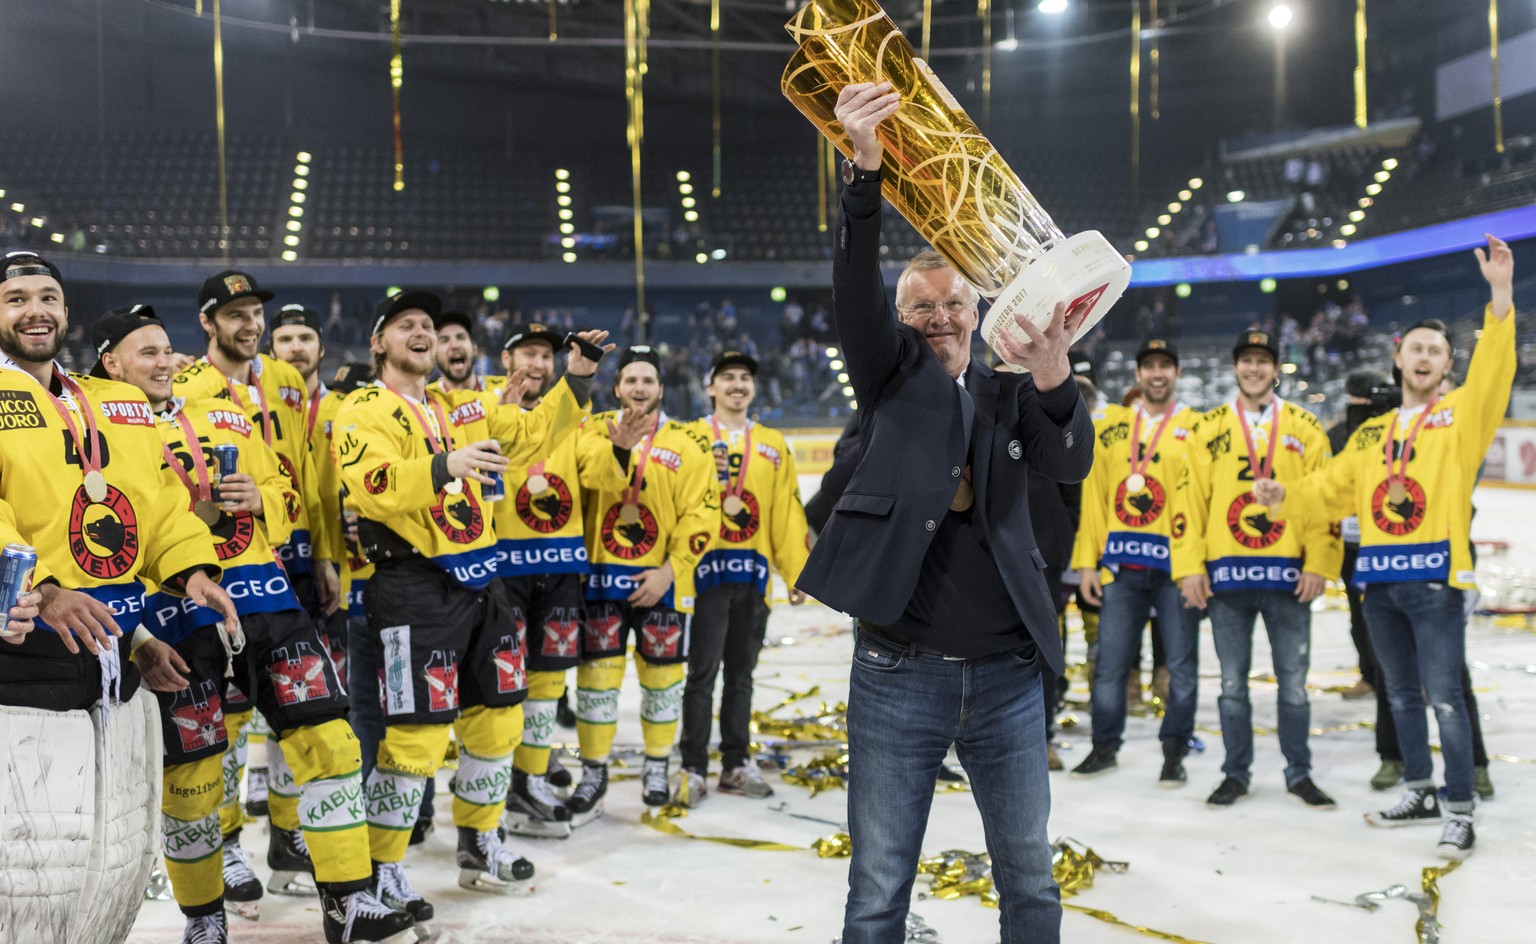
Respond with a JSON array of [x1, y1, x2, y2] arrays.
[[43, 368, 105, 491], [380, 382, 451, 454], [624, 410, 660, 507], [709, 414, 754, 501], [205, 357, 275, 447], [1234, 397, 1282, 480], [160, 409, 215, 505], [1385, 399, 1439, 490], [1126, 401, 1179, 482], [306, 387, 323, 442]]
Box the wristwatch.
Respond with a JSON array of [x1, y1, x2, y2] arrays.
[[841, 158, 882, 186]]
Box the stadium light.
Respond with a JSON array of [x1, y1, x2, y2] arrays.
[[1174, 283, 1192, 298], [294, 165, 309, 177], [559, 209, 573, 220], [1178, 189, 1192, 201], [1226, 190, 1245, 203], [679, 183, 694, 195], [1358, 197, 1373, 208], [1382, 158, 1399, 170], [1188, 177, 1203, 189], [386, 286, 401, 297], [684, 210, 699, 222], [555, 168, 570, 181], [286, 220, 301, 232], [825, 346, 839, 357], [1259, 278, 1277, 293], [711, 248, 727, 260], [1268, 4, 1292, 29], [1038, 0, 1067, 13], [1374, 170, 1390, 183], [838, 372, 850, 384], [296, 151, 312, 164], [1158, 214, 1172, 226], [830, 359, 844, 370], [1145, 227, 1160, 238], [562, 252, 577, 263], [561, 237, 575, 249], [281, 250, 297, 262], [1349, 210, 1365, 222], [770, 286, 787, 302], [49, 233, 63, 244], [676, 171, 691, 182], [681, 197, 696, 209], [841, 385, 856, 397], [9, 203, 22, 213], [1168, 201, 1182, 213], [1340, 223, 1357, 236], [1134, 240, 1149, 252], [483, 286, 500, 302], [293, 178, 308, 191], [1365, 183, 1381, 195], [560, 223, 575, 234], [556, 181, 571, 194]]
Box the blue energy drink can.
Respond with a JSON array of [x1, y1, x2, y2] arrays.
[[211, 444, 240, 504], [0, 543, 37, 634], [481, 469, 505, 503]]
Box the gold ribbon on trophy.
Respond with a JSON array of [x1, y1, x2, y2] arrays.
[[781, 0, 1130, 370]]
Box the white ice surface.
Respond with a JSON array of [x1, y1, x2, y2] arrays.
[[127, 487, 1535, 944]]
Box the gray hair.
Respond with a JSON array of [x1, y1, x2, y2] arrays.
[[894, 249, 979, 310]]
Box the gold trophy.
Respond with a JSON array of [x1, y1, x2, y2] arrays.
[[782, 0, 1129, 369]]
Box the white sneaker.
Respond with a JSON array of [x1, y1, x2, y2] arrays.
[[719, 762, 774, 799], [673, 768, 708, 807]]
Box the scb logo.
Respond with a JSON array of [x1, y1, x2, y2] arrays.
[[601, 503, 659, 560], [515, 473, 574, 533], [1113, 475, 1165, 528], [1225, 492, 1286, 550], [431, 489, 485, 544]]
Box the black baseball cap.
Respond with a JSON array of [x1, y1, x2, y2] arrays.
[[271, 304, 321, 335], [434, 310, 475, 335], [198, 269, 274, 314], [616, 345, 661, 376], [372, 290, 442, 336], [707, 349, 759, 383], [1134, 338, 1179, 367], [1232, 329, 1279, 362], [1068, 346, 1097, 386], [503, 321, 563, 353], [1, 250, 62, 289], [1345, 368, 1390, 399], [331, 360, 375, 394], [89, 304, 165, 379]]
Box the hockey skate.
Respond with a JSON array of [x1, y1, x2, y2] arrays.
[[456, 827, 536, 895], [545, 750, 572, 790], [641, 756, 670, 807], [564, 759, 607, 828], [221, 840, 263, 920], [502, 769, 573, 839], [244, 766, 269, 817], [374, 859, 435, 929], [321, 887, 417, 944], [267, 826, 318, 896], [181, 910, 228, 944]]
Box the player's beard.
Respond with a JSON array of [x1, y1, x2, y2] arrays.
[[0, 318, 65, 366], [214, 324, 258, 365]]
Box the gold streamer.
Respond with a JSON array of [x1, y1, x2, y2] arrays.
[[1062, 904, 1221, 944], [711, 0, 722, 197], [640, 808, 806, 850], [781, 749, 848, 796], [1489, 0, 1503, 153], [1149, 0, 1160, 120], [1354, 0, 1368, 129], [813, 831, 853, 858], [1130, 0, 1141, 196], [624, 0, 649, 319], [978, 0, 992, 129], [213, 0, 228, 262], [816, 135, 829, 233], [548, 0, 557, 42], [1416, 860, 1460, 943], [390, 0, 404, 191], [921, 0, 932, 60]]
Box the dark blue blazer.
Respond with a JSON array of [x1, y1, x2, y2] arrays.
[[794, 181, 1094, 675]]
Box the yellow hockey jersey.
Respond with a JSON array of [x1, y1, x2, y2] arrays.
[[492, 412, 589, 578], [1279, 305, 1516, 589], [0, 366, 218, 628], [173, 354, 331, 580], [428, 375, 508, 400], [145, 397, 304, 644], [1172, 398, 1340, 592], [576, 410, 718, 613], [0, 497, 51, 587], [682, 416, 809, 603], [333, 378, 586, 589], [1071, 403, 1203, 573]]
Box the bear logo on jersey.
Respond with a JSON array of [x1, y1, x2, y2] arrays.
[[1113, 475, 1166, 529], [1371, 477, 1427, 536], [68, 484, 139, 580], [515, 472, 574, 533], [601, 502, 659, 560], [365, 463, 391, 495], [1226, 492, 1287, 550], [718, 490, 761, 543], [209, 511, 256, 562], [431, 489, 485, 544]]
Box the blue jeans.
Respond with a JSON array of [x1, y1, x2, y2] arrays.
[[348, 611, 434, 817], [1090, 567, 1200, 749], [844, 630, 1060, 944], [1363, 582, 1474, 808], [1207, 590, 1312, 787]]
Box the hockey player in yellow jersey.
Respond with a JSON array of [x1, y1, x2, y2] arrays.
[[430, 309, 507, 399], [490, 323, 589, 839], [1173, 329, 1340, 811], [675, 349, 809, 806], [174, 271, 340, 618], [1258, 235, 1517, 861], [92, 305, 411, 944], [566, 345, 719, 819], [333, 291, 606, 924], [1069, 339, 1204, 786]]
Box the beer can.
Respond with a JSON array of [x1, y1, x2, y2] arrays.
[[0, 543, 37, 635], [481, 469, 505, 503], [211, 444, 240, 503]]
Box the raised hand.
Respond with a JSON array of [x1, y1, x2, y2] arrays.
[[1474, 233, 1514, 320], [833, 82, 900, 171]]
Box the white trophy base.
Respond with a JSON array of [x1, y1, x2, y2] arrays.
[[980, 230, 1131, 373]]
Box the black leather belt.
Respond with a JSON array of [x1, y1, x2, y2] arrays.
[[857, 622, 965, 660]]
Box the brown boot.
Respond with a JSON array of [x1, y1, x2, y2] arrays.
[[1341, 678, 1374, 700], [1126, 668, 1144, 704], [1047, 743, 1064, 772], [1151, 666, 1171, 703]]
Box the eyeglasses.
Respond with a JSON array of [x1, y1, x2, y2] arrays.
[[900, 300, 973, 316]]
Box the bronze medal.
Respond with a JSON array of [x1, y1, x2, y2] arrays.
[[619, 502, 641, 524], [84, 470, 109, 504], [194, 500, 222, 525], [722, 494, 745, 517], [1125, 473, 1146, 493], [950, 479, 975, 512], [527, 474, 550, 495], [1387, 480, 1407, 505]]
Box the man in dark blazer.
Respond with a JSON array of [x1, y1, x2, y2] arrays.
[[796, 82, 1094, 944]]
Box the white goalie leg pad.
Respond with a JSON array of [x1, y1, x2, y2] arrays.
[[522, 699, 556, 751], [639, 679, 683, 726], [78, 690, 161, 944], [451, 750, 515, 810], [575, 687, 619, 726], [0, 703, 96, 944], [365, 768, 426, 832]]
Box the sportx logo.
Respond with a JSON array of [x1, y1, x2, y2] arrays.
[[207, 409, 251, 435], [449, 400, 487, 426], [647, 446, 682, 473], [99, 400, 154, 426]]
